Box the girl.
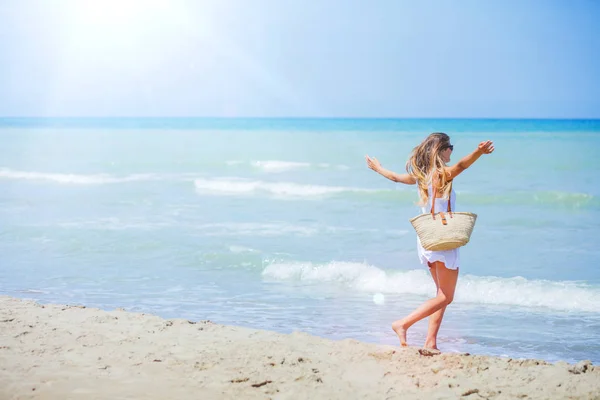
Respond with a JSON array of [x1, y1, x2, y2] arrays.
[[365, 133, 494, 350]]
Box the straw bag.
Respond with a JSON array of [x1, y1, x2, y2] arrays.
[[409, 182, 477, 251]]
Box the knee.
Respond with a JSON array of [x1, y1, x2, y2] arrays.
[[438, 293, 454, 306]]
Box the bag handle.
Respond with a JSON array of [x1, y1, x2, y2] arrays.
[[430, 181, 453, 219]]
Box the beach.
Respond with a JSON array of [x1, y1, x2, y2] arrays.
[[2, 0, 599, 396], [1, 296, 598, 400]]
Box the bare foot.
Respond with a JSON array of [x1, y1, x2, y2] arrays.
[[391, 320, 408, 347], [418, 348, 441, 357], [423, 341, 439, 351]]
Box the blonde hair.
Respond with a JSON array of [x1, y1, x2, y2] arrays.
[[405, 132, 452, 206]]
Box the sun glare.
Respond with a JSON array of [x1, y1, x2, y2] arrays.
[[73, 0, 168, 27], [63, 0, 184, 53], [51, 0, 303, 114]]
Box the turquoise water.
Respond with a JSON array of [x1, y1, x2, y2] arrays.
[[1, 118, 599, 364]]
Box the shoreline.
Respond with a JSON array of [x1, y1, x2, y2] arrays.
[[1, 295, 598, 399]]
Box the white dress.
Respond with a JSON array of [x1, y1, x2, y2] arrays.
[[416, 182, 460, 270]]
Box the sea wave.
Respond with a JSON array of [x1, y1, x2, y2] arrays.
[[1, 168, 595, 209], [251, 160, 311, 173], [194, 178, 378, 198], [0, 168, 160, 184], [194, 223, 407, 237], [193, 177, 597, 208], [456, 190, 597, 209], [262, 261, 600, 313], [226, 160, 349, 173], [23, 219, 409, 238]]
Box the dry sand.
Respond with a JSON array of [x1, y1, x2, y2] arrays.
[[1, 296, 598, 399]]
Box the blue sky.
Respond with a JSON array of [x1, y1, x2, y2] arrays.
[[1, 0, 598, 118]]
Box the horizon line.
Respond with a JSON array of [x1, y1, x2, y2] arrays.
[[1, 116, 600, 121]]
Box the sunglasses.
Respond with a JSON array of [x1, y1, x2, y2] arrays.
[[445, 144, 454, 151]]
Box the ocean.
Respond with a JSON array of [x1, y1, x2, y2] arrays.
[[1, 118, 599, 364]]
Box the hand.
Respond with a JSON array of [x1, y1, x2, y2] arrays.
[[365, 155, 382, 172], [477, 140, 495, 155]]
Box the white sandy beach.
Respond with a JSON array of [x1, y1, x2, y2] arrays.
[[1, 296, 598, 400]]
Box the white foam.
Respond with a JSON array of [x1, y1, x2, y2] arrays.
[[226, 160, 350, 173], [228, 245, 259, 254], [196, 222, 320, 237], [262, 261, 600, 313], [39, 220, 398, 237], [193, 223, 407, 238], [251, 160, 311, 173], [194, 178, 375, 198], [55, 218, 170, 230], [0, 168, 159, 185]]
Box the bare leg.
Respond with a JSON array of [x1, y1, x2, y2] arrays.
[[425, 303, 446, 349], [424, 264, 445, 350], [392, 261, 458, 347]]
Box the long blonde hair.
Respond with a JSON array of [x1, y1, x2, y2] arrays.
[[406, 132, 452, 206]]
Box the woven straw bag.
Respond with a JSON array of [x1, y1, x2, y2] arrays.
[[409, 182, 477, 251]]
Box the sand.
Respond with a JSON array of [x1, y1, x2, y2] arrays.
[[1, 296, 598, 400]]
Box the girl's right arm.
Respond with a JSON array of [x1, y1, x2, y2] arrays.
[[365, 155, 416, 185], [446, 140, 494, 180]]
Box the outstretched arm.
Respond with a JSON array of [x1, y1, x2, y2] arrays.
[[365, 155, 416, 185], [445, 140, 494, 180]]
